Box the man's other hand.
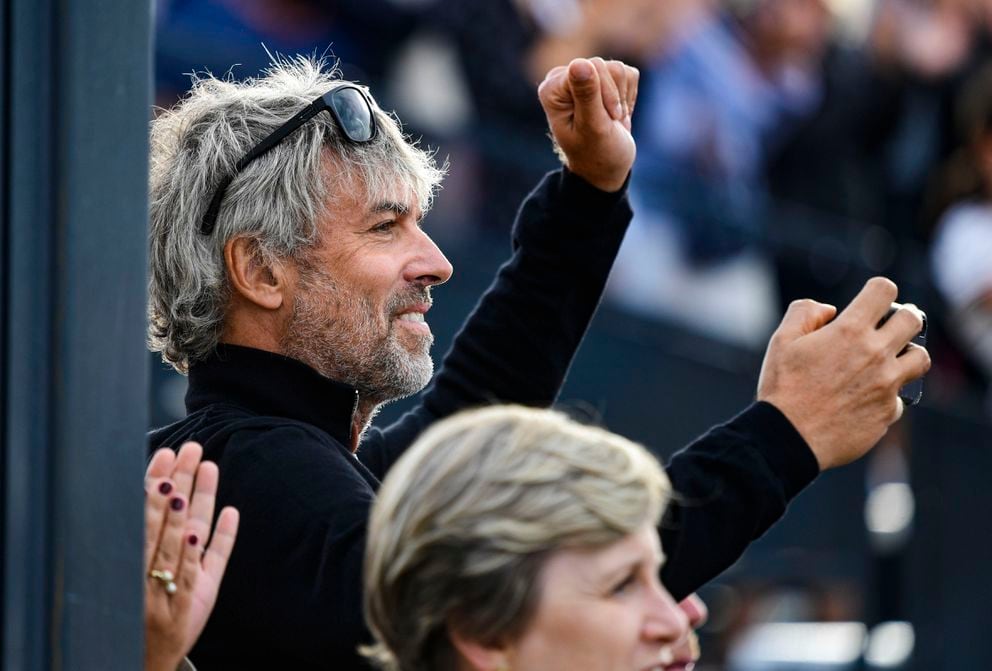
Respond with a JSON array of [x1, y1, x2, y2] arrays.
[[757, 277, 931, 471], [538, 57, 639, 192]]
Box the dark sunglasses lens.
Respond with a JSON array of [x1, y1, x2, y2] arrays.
[[330, 88, 374, 142]]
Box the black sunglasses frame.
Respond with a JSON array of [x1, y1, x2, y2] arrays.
[[200, 85, 378, 235]]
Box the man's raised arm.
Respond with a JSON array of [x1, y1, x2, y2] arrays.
[[661, 278, 929, 598], [363, 58, 641, 473]]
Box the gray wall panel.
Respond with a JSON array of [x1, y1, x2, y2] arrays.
[[3, 1, 151, 668]]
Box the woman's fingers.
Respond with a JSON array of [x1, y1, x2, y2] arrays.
[[203, 507, 239, 583], [144, 477, 175, 575], [145, 448, 176, 485], [170, 442, 203, 503], [171, 529, 200, 625], [186, 461, 218, 550], [150, 492, 189, 582]]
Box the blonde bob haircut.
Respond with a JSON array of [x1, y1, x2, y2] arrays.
[[363, 404, 671, 671]]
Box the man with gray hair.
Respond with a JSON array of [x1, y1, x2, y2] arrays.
[[147, 55, 928, 669]]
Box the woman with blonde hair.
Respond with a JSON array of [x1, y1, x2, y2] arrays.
[[364, 405, 700, 671]]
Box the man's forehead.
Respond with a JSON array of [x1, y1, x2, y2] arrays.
[[315, 135, 439, 229], [323, 166, 422, 223]]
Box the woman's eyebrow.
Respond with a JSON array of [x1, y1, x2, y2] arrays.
[[600, 558, 642, 585]]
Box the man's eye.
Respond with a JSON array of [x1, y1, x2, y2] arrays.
[[370, 220, 395, 233]]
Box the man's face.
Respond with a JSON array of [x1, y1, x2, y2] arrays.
[[281, 179, 453, 404]]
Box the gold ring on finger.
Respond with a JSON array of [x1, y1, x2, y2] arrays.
[[149, 568, 178, 595]]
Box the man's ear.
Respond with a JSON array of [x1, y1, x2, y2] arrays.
[[448, 626, 511, 671], [224, 236, 290, 311]]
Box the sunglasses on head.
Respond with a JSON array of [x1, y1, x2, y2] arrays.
[[200, 84, 378, 236]]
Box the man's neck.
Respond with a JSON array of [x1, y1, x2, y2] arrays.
[[349, 396, 381, 452], [219, 337, 380, 451]]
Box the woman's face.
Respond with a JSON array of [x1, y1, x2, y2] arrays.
[[505, 524, 690, 671]]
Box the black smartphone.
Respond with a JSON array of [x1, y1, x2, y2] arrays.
[[877, 303, 927, 406]]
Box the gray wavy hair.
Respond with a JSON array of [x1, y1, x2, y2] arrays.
[[148, 56, 445, 372], [363, 404, 671, 671]]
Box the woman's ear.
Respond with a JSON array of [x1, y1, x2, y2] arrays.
[[448, 626, 511, 671], [224, 236, 289, 311]]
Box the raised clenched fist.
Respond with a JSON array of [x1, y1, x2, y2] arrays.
[[538, 57, 639, 192]]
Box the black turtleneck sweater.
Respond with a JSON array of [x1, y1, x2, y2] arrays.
[[149, 169, 818, 670]]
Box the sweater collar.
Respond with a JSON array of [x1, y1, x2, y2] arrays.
[[186, 344, 358, 447]]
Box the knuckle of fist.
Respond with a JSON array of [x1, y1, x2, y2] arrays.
[[866, 339, 887, 363], [880, 369, 900, 391], [833, 320, 855, 339]]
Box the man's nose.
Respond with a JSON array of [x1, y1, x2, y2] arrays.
[[405, 229, 453, 287]]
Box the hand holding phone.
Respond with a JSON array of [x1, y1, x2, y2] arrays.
[[877, 303, 927, 406]]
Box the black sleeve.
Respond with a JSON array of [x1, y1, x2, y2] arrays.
[[660, 401, 820, 600], [358, 168, 632, 478]]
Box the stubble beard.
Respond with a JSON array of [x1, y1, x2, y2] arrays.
[[281, 265, 435, 406]]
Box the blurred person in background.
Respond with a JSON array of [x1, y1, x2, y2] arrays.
[[154, 0, 421, 104], [608, 0, 832, 345], [432, 0, 700, 233], [929, 63, 992, 414], [363, 404, 708, 671], [768, 0, 992, 312], [765, 0, 992, 412], [870, 0, 992, 251], [145, 442, 239, 671]]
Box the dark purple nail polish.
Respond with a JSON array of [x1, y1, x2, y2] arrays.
[[158, 481, 173, 495], [188, 534, 199, 546], [170, 497, 185, 511]]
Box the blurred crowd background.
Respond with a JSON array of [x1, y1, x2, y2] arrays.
[[151, 1, 992, 669]]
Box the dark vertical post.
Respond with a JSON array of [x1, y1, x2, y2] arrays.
[[1, 0, 151, 668]]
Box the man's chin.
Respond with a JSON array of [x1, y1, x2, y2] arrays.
[[400, 353, 435, 395], [394, 327, 433, 353], [370, 349, 434, 403]]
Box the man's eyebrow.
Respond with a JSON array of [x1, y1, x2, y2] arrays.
[[369, 201, 411, 217]]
